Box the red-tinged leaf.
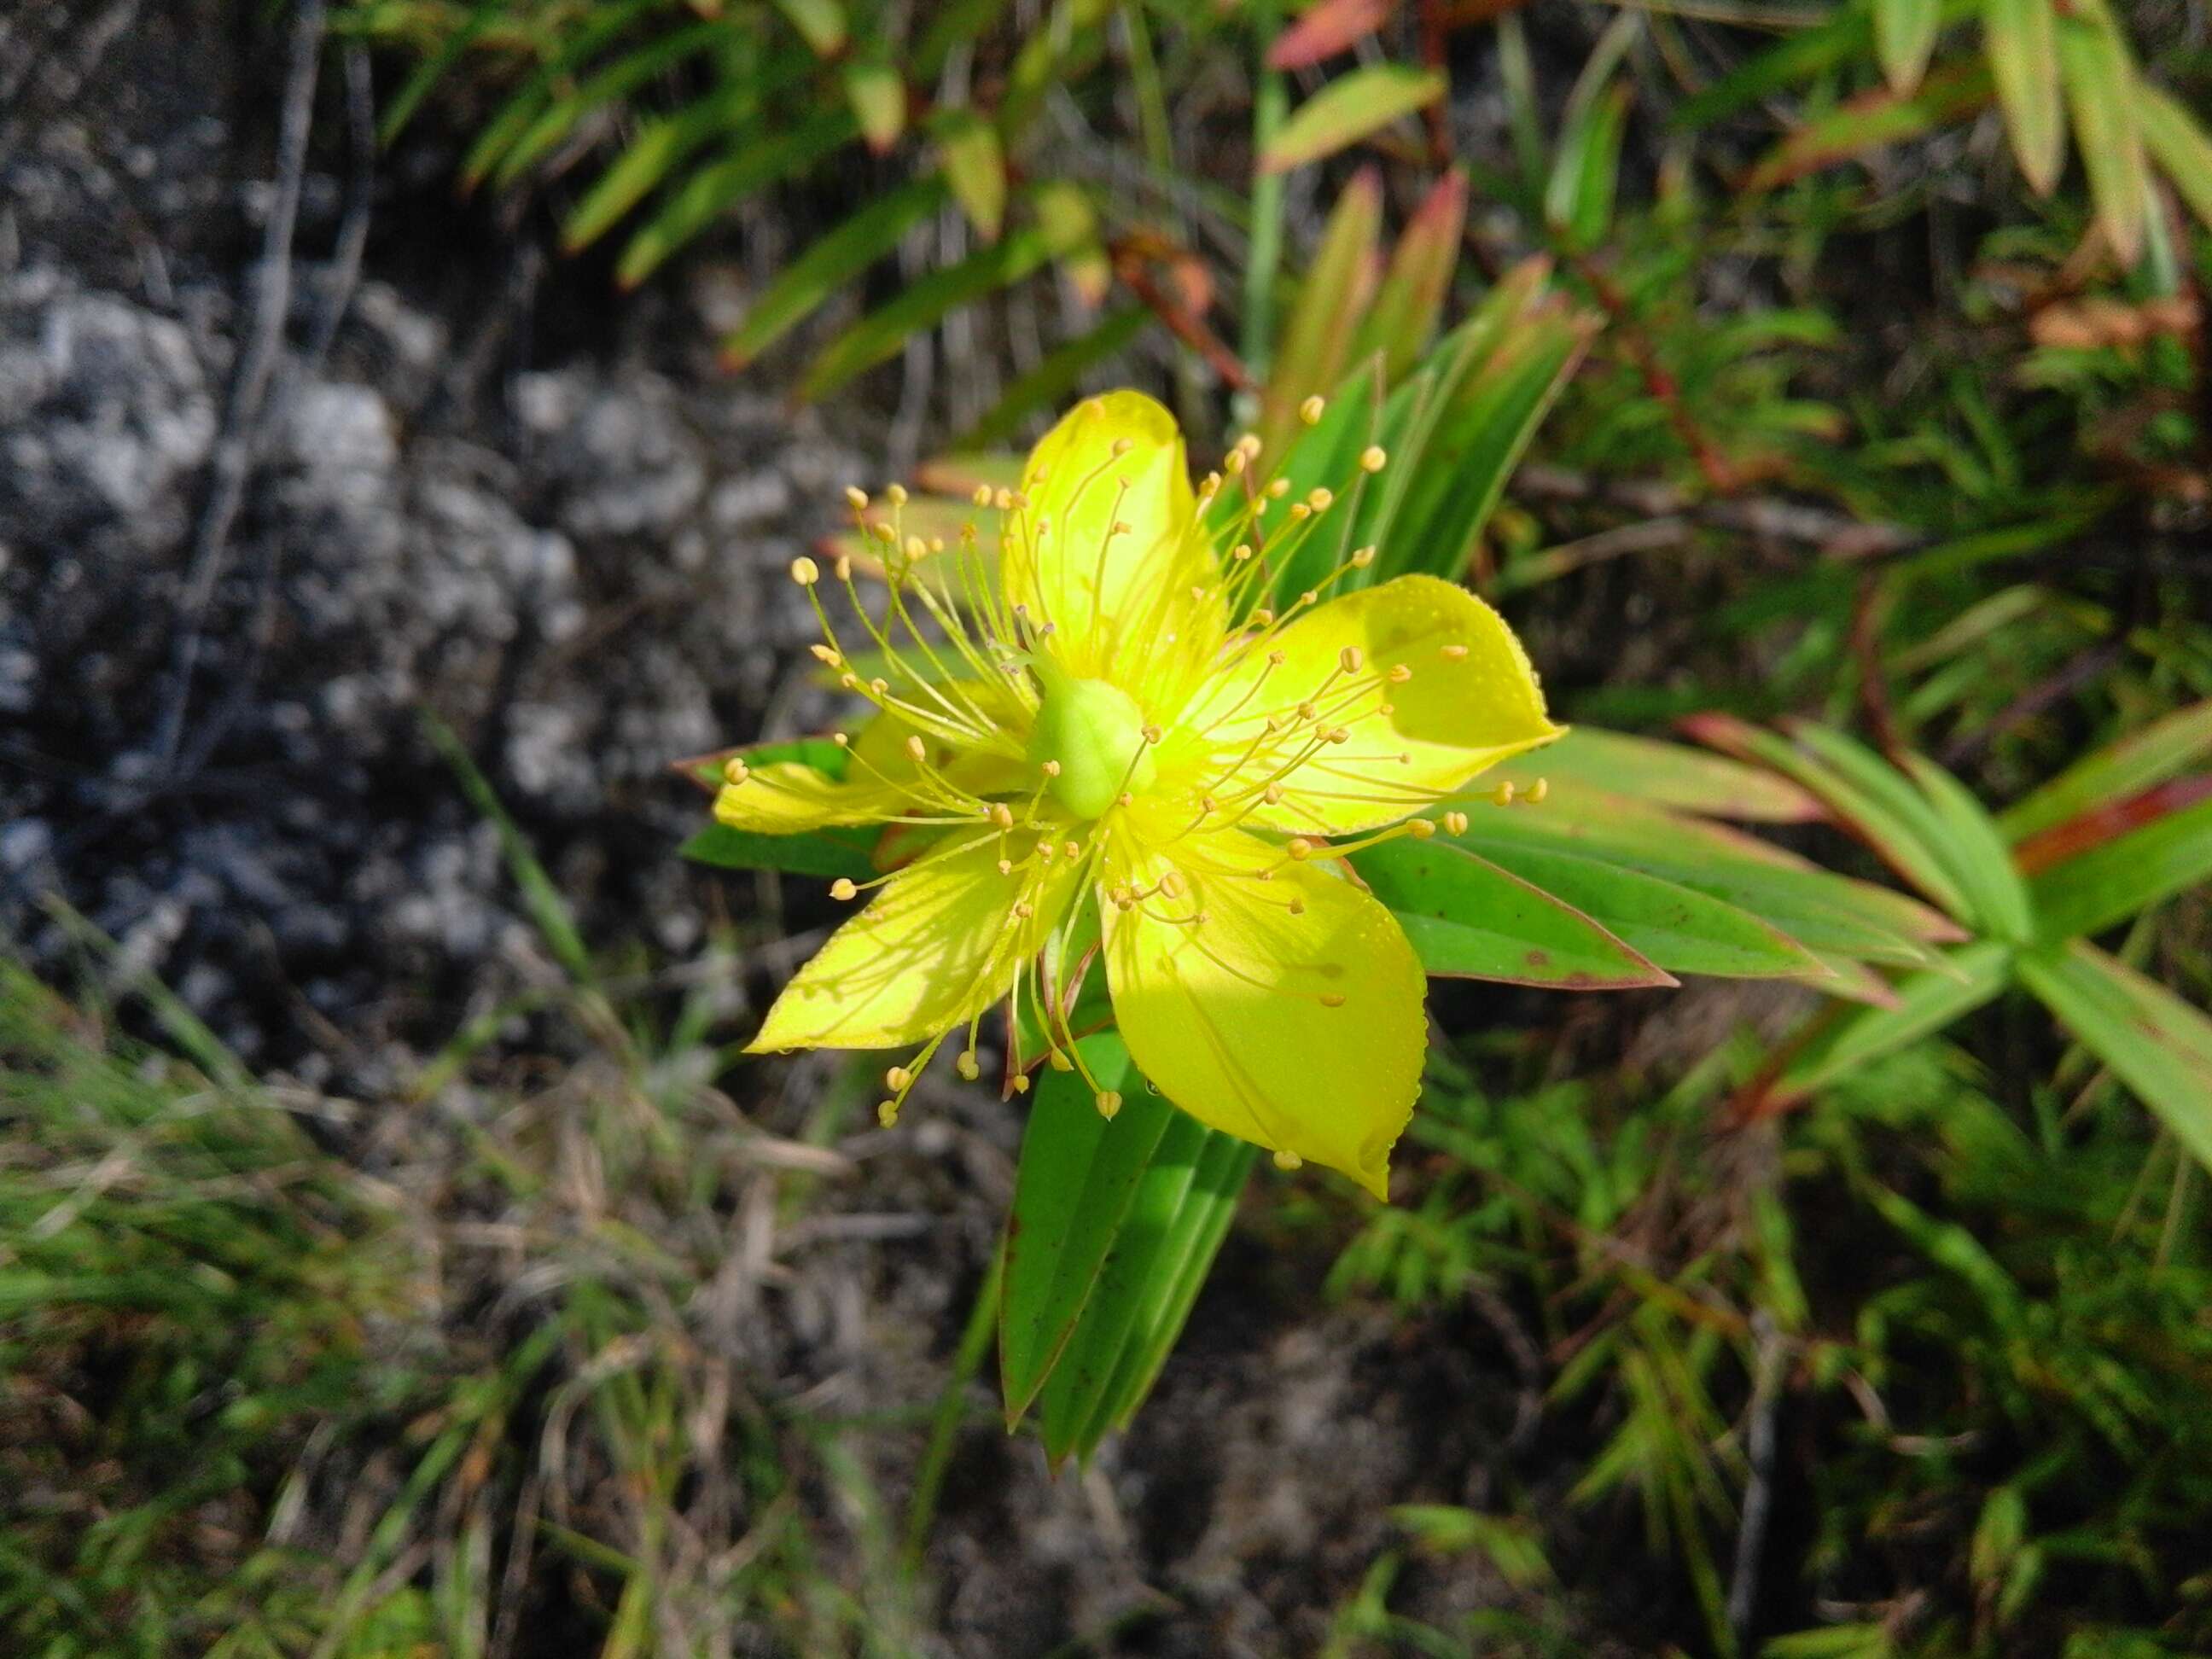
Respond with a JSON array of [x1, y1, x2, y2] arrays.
[[1260, 63, 1447, 174], [2002, 702, 2212, 842], [2012, 777, 2212, 876], [1257, 167, 1384, 460], [2025, 786, 2212, 940], [1741, 62, 1993, 195], [1269, 0, 1397, 69], [1349, 168, 1469, 382]]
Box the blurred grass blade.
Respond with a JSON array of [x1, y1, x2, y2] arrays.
[[771, 0, 846, 54], [1984, 0, 2063, 193], [958, 306, 1150, 449], [1353, 840, 1678, 989], [999, 1033, 1175, 1422], [1768, 940, 2014, 1105], [2023, 783, 2212, 940], [938, 112, 1007, 241], [460, 0, 665, 188], [616, 107, 855, 288], [1260, 63, 1446, 173], [1875, 0, 1941, 95], [2138, 84, 2212, 231], [1257, 166, 1382, 459], [375, 0, 512, 144], [2000, 701, 2212, 842], [1544, 83, 1632, 251], [1674, 0, 1976, 127], [2056, 0, 2147, 264], [1348, 168, 1468, 383], [717, 178, 945, 369], [1899, 754, 2036, 944], [1741, 63, 1993, 195], [2017, 942, 2212, 1173], [562, 84, 753, 253], [492, 19, 732, 189], [1269, 0, 1396, 69]]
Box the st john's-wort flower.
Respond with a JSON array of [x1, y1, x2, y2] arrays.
[[718, 391, 1561, 1197]]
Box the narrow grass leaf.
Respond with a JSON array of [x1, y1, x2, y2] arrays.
[[1742, 63, 1993, 195], [616, 108, 856, 288], [678, 823, 878, 881], [717, 178, 944, 368], [2137, 84, 2212, 231], [1349, 168, 1468, 382], [1769, 939, 2014, 1103], [1984, 0, 2064, 192], [1258, 166, 1382, 459], [2056, 0, 2147, 264], [1260, 64, 1447, 173], [771, 0, 846, 54], [2025, 789, 2212, 940], [1875, 0, 1941, 94], [2000, 701, 2212, 842], [938, 112, 1007, 241], [1494, 728, 1820, 823]]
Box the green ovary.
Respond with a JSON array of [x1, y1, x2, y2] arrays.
[[1027, 661, 1156, 820]]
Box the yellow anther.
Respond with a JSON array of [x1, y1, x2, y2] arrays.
[[789, 556, 820, 585], [1264, 783, 1284, 804], [1406, 818, 1436, 839], [1142, 724, 1163, 744], [1387, 663, 1412, 684], [839, 672, 860, 690], [1299, 394, 1326, 425], [830, 877, 859, 900], [1441, 643, 1470, 660], [724, 758, 750, 785], [1232, 543, 1254, 562], [997, 859, 1013, 876], [1111, 436, 1135, 457], [1038, 841, 1056, 864], [1112, 520, 1132, 535], [973, 484, 993, 507], [905, 534, 927, 559], [1350, 545, 1377, 568], [1063, 839, 1080, 860], [1272, 1148, 1303, 1171], [869, 677, 888, 696], [1049, 1049, 1074, 1073], [1325, 726, 1351, 744], [1359, 445, 1388, 473], [1288, 504, 1311, 522], [1318, 992, 1347, 1008], [886, 482, 908, 505], [871, 521, 898, 544], [1096, 1090, 1123, 1120], [1252, 608, 1276, 627], [1266, 478, 1290, 499], [886, 1065, 914, 1091], [1201, 471, 1223, 494], [1492, 780, 1516, 806], [1013, 1074, 1031, 1094], [876, 1100, 899, 1127], [1042, 760, 1062, 777], [1267, 648, 1287, 666], [1288, 896, 1307, 916], [832, 731, 852, 747], [1224, 448, 1248, 476], [905, 736, 928, 762], [956, 1051, 981, 1082], [1339, 645, 1365, 673], [1237, 433, 1264, 459], [833, 555, 853, 581], [1528, 777, 1549, 803], [808, 643, 840, 665], [1158, 870, 1187, 899], [1444, 810, 1470, 835], [929, 536, 946, 553], [1299, 590, 1318, 607], [1286, 838, 1314, 861], [1012, 900, 1034, 919], [1307, 486, 1333, 512], [844, 486, 870, 509], [993, 487, 1015, 510], [989, 802, 1015, 829]]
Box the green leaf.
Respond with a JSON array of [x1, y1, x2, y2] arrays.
[[1352, 840, 1676, 989], [1260, 63, 1446, 174], [1770, 939, 2015, 1104], [2017, 941, 2212, 1174], [1543, 82, 1631, 251], [1258, 166, 1383, 462], [957, 306, 1150, 450], [459, 0, 667, 188], [1875, 0, 1941, 94], [1463, 840, 1824, 981], [615, 108, 856, 288], [678, 823, 877, 881], [2138, 83, 2212, 233], [374, 0, 511, 145], [1897, 753, 2035, 945], [717, 178, 946, 369], [1347, 169, 1465, 384], [493, 20, 731, 190], [844, 61, 907, 153], [771, 0, 846, 55], [1984, 0, 2064, 193], [2000, 701, 2212, 841], [562, 85, 753, 253], [999, 1032, 1176, 1423], [1742, 62, 1994, 195], [2056, 0, 2148, 264], [1037, 1109, 1258, 1465], [1493, 728, 1820, 824], [936, 111, 1007, 241], [2025, 788, 2212, 940]]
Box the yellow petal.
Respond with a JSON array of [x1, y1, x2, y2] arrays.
[[749, 832, 1082, 1051], [1099, 826, 1425, 1199], [1001, 391, 1224, 703], [1167, 574, 1561, 835], [714, 705, 1022, 835]]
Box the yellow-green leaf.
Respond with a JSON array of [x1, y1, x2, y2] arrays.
[[771, 0, 846, 55], [2138, 82, 2212, 232], [1876, 0, 1941, 94], [937, 113, 1007, 241], [1983, 0, 2063, 193], [1260, 63, 1446, 174], [2056, 0, 2148, 264], [845, 61, 906, 153]]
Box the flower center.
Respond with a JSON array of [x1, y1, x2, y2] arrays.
[[1027, 660, 1155, 820]]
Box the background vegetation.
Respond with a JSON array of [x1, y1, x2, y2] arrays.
[[6, 0, 2210, 1652]]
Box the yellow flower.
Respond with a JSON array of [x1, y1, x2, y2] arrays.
[[721, 391, 1560, 1198]]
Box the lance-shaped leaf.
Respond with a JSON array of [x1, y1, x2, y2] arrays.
[[999, 1032, 1177, 1422], [771, 0, 846, 55], [2000, 701, 2212, 843], [1493, 728, 1819, 824], [1037, 1109, 1258, 1466], [1984, 0, 2063, 194], [1544, 82, 1632, 251], [492, 20, 731, 190], [1348, 169, 1469, 383], [844, 61, 907, 153], [564, 85, 754, 253], [617, 108, 856, 288], [679, 822, 879, 881], [1742, 63, 1993, 195], [2057, 0, 2147, 264], [1270, 0, 1397, 68], [1766, 939, 2015, 1105], [1260, 63, 1447, 174], [937, 114, 1007, 242], [1463, 840, 1824, 981], [1876, 0, 1941, 94], [1353, 840, 1676, 989], [1257, 167, 1383, 462], [2024, 783, 2212, 941], [458, 0, 665, 187], [718, 179, 946, 369], [2138, 84, 2212, 233], [2017, 941, 2212, 1173]]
